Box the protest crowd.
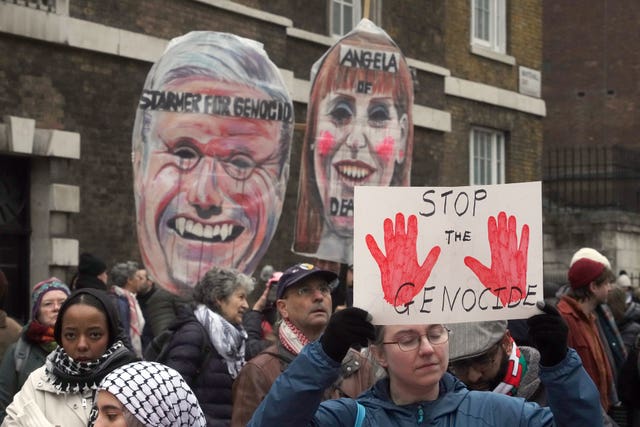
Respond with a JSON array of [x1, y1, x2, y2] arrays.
[[0, 246, 638, 426], [1, 25, 639, 427]]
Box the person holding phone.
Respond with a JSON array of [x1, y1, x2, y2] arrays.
[[243, 272, 282, 360]]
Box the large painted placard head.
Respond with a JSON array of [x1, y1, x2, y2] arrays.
[[293, 19, 414, 264], [132, 31, 293, 295]]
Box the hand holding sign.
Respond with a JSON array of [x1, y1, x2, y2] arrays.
[[366, 213, 441, 307], [464, 211, 530, 306]]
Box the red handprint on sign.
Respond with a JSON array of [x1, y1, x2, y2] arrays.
[[464, 211, 530, 306], [366, 213, 441, 307]]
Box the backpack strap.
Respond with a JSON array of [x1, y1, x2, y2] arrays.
[[354, 402, 366, 427], [14, 337, 30, 373]]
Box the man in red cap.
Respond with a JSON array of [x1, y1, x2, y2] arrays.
[[557, 256, 615, 412]]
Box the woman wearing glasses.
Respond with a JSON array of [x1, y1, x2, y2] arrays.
[[248, 306, 603, 426]]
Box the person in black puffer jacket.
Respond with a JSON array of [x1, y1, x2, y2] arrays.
[[162, 267, 254, 427]]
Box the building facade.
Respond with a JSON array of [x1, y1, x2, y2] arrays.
[[0, 0, 543, 321], [542, 0, 640, 282]]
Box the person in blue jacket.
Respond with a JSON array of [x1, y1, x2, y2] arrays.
[[248, 302, 603, 426]]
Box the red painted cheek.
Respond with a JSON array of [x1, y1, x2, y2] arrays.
[[375, 136, 396, 162], [149, 172, 182, 224], [317, 131, 335, 156]]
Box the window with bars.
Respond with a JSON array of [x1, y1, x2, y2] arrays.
[[471, 0, 506, 54], [330, 0, 362, 36], [470, 127, 505, 185], [1, 0, 57, 12]]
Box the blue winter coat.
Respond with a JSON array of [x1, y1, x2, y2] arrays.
[[248, 341, 603, 427]]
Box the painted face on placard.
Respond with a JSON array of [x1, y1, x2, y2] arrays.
[[293, 20, 413, 264], [135, 80, 286, 294], [313, 79, 407, 235], [132, 32, 292, 296]]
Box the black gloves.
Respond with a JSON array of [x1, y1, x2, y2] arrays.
[[527, 301, 569, 366], [319, 307, 375, 362]]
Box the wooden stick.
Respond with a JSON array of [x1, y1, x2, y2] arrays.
[[363, 0, 371, 20]]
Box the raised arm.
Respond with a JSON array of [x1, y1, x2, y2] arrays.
[[247, 308, 374, 427], [528, 302, 603, 426]]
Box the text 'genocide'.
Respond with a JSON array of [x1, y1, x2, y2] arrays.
[[391, 283, 538, 315]]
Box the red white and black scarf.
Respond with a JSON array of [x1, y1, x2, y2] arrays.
[[493, 337, 528, 396]]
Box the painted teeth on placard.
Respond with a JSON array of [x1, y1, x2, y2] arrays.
[[220, 224, 229, 241], [174, 218, 236, 241], [192, 222, 203, 238], [338, 165, 368, 179], [176, 217, 186, 236], [185, 219, 194, 234]]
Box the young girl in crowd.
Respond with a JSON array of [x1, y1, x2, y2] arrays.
[[2, 288, 138, 426]]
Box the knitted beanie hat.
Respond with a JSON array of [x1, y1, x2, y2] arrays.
[[98, 361, 206, 427], [616, 273, 634, 289], [568, 258, 605, 289], [569, 247, 611, 269], [78, 252, 107, 277], [31, 277, 71, 320]]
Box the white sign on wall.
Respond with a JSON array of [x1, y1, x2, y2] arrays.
[[519, 66, 541, 98], [353, 182, 543, 325]]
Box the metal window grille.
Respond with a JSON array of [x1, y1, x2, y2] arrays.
[[543, 145, 640, 213], [1, 0, 56, 12]]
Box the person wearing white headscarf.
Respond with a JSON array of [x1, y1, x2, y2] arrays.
[[92, 361, 205, 427]]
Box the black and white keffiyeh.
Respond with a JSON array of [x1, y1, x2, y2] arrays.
[[45, 340, 135, 393], [96, 361, 206, 427], [194, 303, 247, 378]]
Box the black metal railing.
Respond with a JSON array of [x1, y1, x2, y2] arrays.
[[543, 145, 640, 213], [1, 0, 56, 12]]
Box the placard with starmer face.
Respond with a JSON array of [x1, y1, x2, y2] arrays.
[[132, 31, 294, 296], [293, 19, 414, 265]]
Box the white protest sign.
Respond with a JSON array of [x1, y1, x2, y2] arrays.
[[353, 182, 543, 325]]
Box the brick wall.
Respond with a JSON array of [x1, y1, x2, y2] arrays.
[[543, 0, 640, 149], [443, 98, 543, 186], [445, 0, 542, 91], [0, 0, 544, 287], [0, 36, 145, 267]]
